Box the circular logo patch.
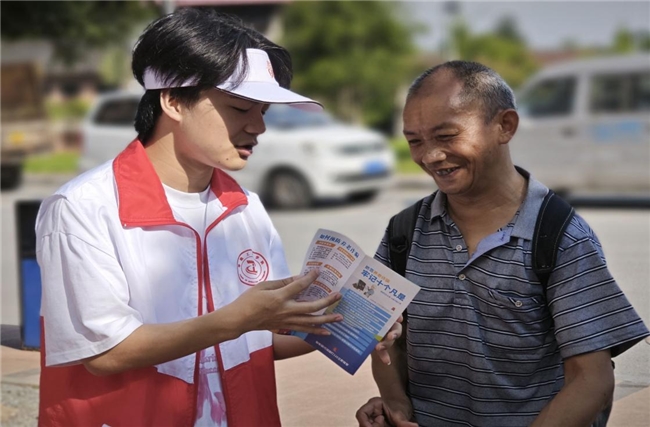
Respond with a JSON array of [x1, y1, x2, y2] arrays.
[[237, 249, 269, 286]]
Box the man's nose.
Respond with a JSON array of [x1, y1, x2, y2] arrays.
[[422, 147, 446, 164], [246, 111, 266, 135]]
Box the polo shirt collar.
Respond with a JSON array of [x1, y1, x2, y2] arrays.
[[113, 139, 247, 226], [429, 189, 447, 221], [427, 166, 548, 240], [511, 166, 549, 240]]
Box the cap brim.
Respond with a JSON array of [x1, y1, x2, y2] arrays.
[[217, 82, 323, 112]]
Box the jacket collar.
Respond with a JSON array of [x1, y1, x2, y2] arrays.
[[113, 139, 247, 226]]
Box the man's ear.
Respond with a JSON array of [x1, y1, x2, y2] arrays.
[[159, 90, 183, 122], [497, 109, 519, 145]]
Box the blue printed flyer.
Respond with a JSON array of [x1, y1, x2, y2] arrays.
[[293, 229, 421, 375]]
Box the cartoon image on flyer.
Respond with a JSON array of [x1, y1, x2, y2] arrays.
[[292, 229, 421, 375]]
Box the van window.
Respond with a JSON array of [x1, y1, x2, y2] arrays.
[[632, 73, 650, 111], [94, 98, 139, 126], [590, 72, 650, 113], [519, 77, 576, 117]]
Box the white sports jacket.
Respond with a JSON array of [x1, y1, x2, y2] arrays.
[[36, 139, 290, 427]]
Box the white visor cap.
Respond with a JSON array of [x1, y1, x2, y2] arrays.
[[142, 48, 322, 111]]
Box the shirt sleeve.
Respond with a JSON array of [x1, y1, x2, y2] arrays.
[[373, 227, 392, 268], [36, 196, 143, 366], [546, 214, 649, 359]]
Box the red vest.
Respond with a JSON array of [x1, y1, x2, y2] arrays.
[[38, 327, 280, 426]]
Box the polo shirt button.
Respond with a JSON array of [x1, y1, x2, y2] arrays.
[[458, 274, 466, 280], [455, 245, 463, 251], [514, 300, 523, 307]]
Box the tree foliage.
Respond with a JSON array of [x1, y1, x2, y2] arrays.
[[281, 1, 417, 129], [1, 1, 158, 64], [451, 19, 538, 89], [494, 16, 525, 44], [612, 28, 650, 53]]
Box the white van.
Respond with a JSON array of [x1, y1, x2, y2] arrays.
[[511, 53, 650, 196], [80, 91, 394, 209]]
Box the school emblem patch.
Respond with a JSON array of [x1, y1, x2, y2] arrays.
[[237, 249, 269, 286]]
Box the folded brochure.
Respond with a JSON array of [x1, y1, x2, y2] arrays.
[[292, 229, 421, 375]]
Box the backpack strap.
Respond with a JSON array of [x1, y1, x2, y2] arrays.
[[388, 197, 425, 277], [532, 190, 575, 290], [532, 190, 614, 424], [386, 195, 426, 350]]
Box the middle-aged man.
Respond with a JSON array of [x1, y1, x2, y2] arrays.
[[356, 61, 649, 427]]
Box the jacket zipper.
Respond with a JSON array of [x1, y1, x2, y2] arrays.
[[202, 201, 246, 427]]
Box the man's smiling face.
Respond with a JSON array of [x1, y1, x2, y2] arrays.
[[403, 71, 504, 198]]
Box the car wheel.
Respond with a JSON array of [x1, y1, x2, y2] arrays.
[[268, 171, 312, 209], [349, 190, 379, 203], [1, 165, 23, 190]]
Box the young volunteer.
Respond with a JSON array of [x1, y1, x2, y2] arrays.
[[356, 61, 649, 427], [36, 9, 399, 427]]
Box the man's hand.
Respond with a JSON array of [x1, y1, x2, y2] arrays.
[[356, 397, 417, 427], [374, 315, 403, 365], [231, 270, 343, 336]]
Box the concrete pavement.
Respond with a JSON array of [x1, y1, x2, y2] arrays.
[[2, 339, 649, 426]]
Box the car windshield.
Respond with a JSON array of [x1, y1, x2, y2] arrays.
[[263, 104, 334, 129]]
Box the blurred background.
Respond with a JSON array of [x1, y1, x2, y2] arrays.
[[1, 0, 649, 198], [1, 1, 649, 426]]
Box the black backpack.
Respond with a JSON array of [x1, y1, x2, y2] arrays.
[[387, 190, 613, 427]]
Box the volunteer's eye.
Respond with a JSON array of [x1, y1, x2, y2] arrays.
[[232, 106, 251, 113]]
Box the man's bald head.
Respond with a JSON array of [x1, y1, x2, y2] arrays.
[[407, 61, 517, 123]]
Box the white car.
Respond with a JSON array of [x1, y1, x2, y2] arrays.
[[80, 90, 395, 208]]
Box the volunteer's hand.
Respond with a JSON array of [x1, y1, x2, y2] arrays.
[[232, 270, 342, 335], [374, 315, 403, 365], [356, 397, 417, 427]]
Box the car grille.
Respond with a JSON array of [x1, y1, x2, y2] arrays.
[[334, 170, 391, 183], [337, 142, 387, 155]]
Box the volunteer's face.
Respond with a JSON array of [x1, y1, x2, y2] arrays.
[[177, 89, 268, 172], [403, 74, 502, 197]]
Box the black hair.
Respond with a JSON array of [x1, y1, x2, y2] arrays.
[[408, 60, 516, 123], [131, 8, 293, 142]]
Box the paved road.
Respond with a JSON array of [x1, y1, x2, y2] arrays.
[[2, 174, 649, 426]]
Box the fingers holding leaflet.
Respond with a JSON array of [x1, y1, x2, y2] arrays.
[[374, 315, 404, 365]]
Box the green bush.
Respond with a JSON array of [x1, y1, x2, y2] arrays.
[[45, 99, 91, 121], [24, 151, 79, 174], [391, 137, 423, 174]]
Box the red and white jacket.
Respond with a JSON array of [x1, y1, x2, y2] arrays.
[[36, 140, 290, 427]]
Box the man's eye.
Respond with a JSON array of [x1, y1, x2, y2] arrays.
[[437, 134, 455, 140], [407, 139, 420, 145], [232, 106, 250, 113]]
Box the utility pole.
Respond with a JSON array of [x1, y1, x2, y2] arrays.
[[442, 1, 460, 61], [162, 0, 176, 15]]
